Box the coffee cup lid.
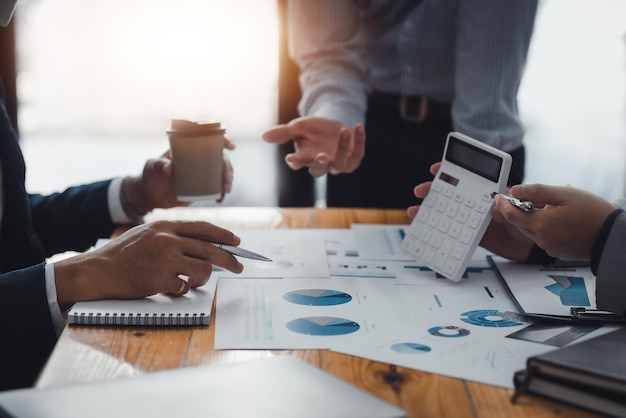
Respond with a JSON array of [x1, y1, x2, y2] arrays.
[[167, 119, 225, 136]]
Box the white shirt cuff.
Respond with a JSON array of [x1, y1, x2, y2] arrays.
[[108, 177, 143, 224], [45, 262, 67, 337], [109, 177, 128, 223]]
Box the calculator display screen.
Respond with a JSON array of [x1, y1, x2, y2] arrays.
[[445, 136, 502, 183]]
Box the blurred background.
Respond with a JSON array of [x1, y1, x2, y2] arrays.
[[7, 0, 626, 207]]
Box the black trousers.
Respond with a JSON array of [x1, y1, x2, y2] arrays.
[[326, 95, 525, 208]]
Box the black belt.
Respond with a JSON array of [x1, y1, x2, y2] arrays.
[[370, 91, 452, 123]]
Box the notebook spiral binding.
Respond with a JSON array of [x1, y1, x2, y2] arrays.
[[70, 312, 208, 326]]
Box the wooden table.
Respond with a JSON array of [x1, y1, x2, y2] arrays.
[[36, 207, 599, 418]]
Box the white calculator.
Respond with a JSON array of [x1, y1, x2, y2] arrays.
[[401, 132, 512, 282]]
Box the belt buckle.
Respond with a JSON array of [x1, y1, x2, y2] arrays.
[[400, 96, 428, 123]]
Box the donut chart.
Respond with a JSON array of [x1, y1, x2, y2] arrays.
[[460, 309, 523, 327], [428, 325, 470, 338]]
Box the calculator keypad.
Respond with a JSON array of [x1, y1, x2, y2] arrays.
[[402, 184, 493, 281]]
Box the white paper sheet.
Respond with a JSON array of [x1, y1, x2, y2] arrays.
[[326, 230, 398, 278], [211, 226, 613, 389], [490, 256, 597, 316], [213, 229, 331, 279], [351, 224, 414, 261], [214, 277, 408, 349]]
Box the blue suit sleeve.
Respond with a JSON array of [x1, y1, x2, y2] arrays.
[[28, 180, 116, 256], [0, 263, 57, 389], [595, 212, 626, 317]]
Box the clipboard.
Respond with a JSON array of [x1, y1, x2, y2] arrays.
[[487, 255, 625, 323]]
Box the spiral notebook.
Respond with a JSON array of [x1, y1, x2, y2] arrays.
[[67, 277, 216, 326]]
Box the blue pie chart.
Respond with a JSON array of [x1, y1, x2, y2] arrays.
[[286, 316, 360, 336], [391, 342, 432, 354], [283, 289, 352, 306]]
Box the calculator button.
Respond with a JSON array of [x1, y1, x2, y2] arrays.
[[432, 183, 442, 193], [407, 225, 421, 240], [435, 198, 448, 213], [412, 244, 424, 258], [433, 240, 453, 269], [430, 233, 443, 249], [456, 208, 469, 224], [467, 213, 481, 229], [423, 193, 438, 207], [459, 228, 473, 245], [449, 222, 462, 239], [401, 238, 415, 253], [437, 218, 451, 233], [423, 248, 436, 264], [476, 202, 489, 214], [419, 228, 433, 243], [451, 243, 465, 260], [416, 207, 430, 223], [453, 192, 464, 203], [433, 253, 445, 269], [443, 187, 453, 198], [427, 213, 440, 228], [464, 198, 475, 209], [445, 203, 459, 219], [443, 259, 458, 276], [441, 239, 454, 254]]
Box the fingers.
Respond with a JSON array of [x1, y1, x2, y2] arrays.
[[412, 182, 431, 200], [510, 184, 568, 206], [493, 194, 536, 231], [285, 152, 314, 171], [429, 162, 442, 176], [262, 124, 300, 144], [170, 278, 189, 296], [407, 180, 432, 219], [54, 221, 248, 307], [327, 125, 365, 175], [145, 221, 243, 276], [308, 128, 350, 177], [173, 220, 239, 244], [145, 157, 172, 175], [222, 156, 234, 196], [309, 153, 330, 177], [345, 124, 365, 171], [224, 136, 236, 150], [315, 124, 366, 176], [326, 129, 351, 175]]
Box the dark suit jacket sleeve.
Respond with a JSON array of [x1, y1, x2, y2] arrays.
[[0, 263, 57, 389], [28, 180, 116, 257], [595, 212, 626, 317]]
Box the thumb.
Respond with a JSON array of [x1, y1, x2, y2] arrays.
[[510, 184, 568, 206], [262, 124, 300, 144], [148, 157, 172, 176]]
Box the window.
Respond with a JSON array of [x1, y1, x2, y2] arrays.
[[16, 0, 279, 205]]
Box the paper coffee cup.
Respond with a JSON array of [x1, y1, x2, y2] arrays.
[[167, 119, 225, 202]]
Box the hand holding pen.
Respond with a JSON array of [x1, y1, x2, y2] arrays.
[[491, 184, 618, 261]]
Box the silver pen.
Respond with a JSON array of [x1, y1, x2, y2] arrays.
[[215, 244, 273, 262], [491, 192, 533, 212]]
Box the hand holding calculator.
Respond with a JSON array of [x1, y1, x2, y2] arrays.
[[401, 132, 512, 282]]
